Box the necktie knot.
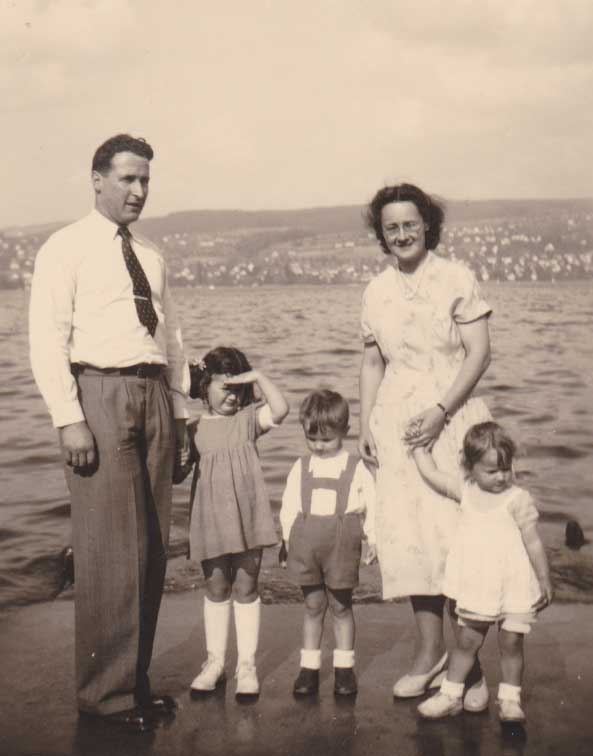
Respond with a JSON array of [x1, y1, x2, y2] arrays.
[[117, 225, 132, 241]]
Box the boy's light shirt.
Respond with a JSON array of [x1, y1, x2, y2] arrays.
[[280, 449, 376, 544]]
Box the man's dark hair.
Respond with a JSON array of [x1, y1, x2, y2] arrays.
[[92, 134, 154, 174]]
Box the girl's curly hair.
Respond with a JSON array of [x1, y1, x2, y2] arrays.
[[189, 346, 255, 407]]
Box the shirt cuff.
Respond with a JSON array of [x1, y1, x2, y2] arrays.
[[52, 401, 86, 429], [171, 392, 189, 420]]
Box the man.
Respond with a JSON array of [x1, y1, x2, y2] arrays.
[[29, 134, 190, 732]]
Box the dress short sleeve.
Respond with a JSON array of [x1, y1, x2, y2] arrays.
[[509, 489, 539, 530], [451, 264, 492, 324], [360, 285, 376, 344]]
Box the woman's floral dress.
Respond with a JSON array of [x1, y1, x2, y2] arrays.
[[361, 253, 492, 599]]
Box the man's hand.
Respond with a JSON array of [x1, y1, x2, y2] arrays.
[[59, 421, 96, 468], [174, 419, 189, 466]]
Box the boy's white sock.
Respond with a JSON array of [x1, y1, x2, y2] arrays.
[[440, 678, 465, 699], [498, 682, 522, 702], [234, 597, 261, 665], [300, 648, 322, 670], [204, 596, 231, 662], [333, 648, 355, 668]]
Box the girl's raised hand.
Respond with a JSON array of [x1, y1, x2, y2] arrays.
[[224, 370, 259, 385]]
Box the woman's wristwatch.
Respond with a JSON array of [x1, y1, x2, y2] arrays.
[[436, 402, 451, 425]]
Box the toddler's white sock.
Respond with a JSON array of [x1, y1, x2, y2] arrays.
[[440, 678, 465, 699], [498, 682, 522, 702]]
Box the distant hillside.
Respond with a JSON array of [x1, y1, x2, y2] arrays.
[[2, 198, 592, 288], [4, 198, 592, 239], [137, 198, 593, 238]]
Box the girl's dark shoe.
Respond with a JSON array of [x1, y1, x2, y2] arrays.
[[334, 668, 357, 696], [293, 667, 319, 696]]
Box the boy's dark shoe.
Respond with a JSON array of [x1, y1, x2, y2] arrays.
[[293, 667, 319, 696], [334, 667, 357, 696]]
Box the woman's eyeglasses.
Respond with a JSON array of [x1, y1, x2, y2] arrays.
[[383, 221, 422, 237]]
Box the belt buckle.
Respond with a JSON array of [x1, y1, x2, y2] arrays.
[[136, 364, 149, 378]]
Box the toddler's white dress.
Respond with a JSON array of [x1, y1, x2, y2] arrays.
[[444, 482, 542, 621]]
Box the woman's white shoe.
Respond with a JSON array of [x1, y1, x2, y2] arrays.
[[393, 652, 448, 698]]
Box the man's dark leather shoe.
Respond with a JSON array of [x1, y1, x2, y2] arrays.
[[80, 706, 158, 733], [142, 694, 177, 716], [293, 667, 319, 696], [334, 667, 357, 696]]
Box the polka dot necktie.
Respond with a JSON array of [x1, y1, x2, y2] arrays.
[[118, 226, 159, 337]]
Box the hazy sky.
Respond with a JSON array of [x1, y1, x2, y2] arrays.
[[2, 0, 593, 227]]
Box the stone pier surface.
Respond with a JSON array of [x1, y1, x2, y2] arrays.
[[1, 594, 591, 756]]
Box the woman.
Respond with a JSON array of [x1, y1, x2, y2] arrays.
[[358, 184, 492, 709]]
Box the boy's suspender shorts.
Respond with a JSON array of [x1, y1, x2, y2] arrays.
[[287, 455, 363, 590]]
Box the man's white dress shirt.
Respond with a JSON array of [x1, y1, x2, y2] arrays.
[[29, 209, 189, 427]]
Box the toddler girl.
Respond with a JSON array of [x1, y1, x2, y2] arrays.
[[180, 346, 288, 697], [413, 421, 553, 722], [280, 390, 376, 697]]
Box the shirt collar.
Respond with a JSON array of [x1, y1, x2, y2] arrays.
[[89, 208, 137, 242]]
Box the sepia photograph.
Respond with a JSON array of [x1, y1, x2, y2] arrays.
[[1, 1, 592, 754]]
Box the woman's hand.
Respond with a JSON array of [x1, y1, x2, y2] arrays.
[[364, 543, 378, 565], [403, 406, 446, 449], [358, 427, 378, 468]]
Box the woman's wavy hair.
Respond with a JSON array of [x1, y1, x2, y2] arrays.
[[189, 346, 255, 407], [365, 183, 445, 254], [461, 421, 517, 477]]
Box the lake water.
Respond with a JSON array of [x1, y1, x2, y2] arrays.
[[1, 282, 592, 611]]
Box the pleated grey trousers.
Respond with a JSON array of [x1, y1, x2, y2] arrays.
[[65, 371, 175, 716]]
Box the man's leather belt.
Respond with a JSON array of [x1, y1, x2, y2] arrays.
[[71, 363, 165, 378]]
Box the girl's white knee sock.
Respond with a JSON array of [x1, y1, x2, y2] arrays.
[[234, 597, 261, 665], [204, 596, 231, 662], [498, 682, 522, 702], [300, 648, 322, 670]]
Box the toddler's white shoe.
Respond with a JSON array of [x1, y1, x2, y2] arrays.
[[464, 676, 489, 712], [190, 655, 226, 692], [235, 661, 259, 696], [497, 698, 526, 722], [418, 692, 463, 719]]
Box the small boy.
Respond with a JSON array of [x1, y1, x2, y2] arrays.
[[280, 389, 376, 697]]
